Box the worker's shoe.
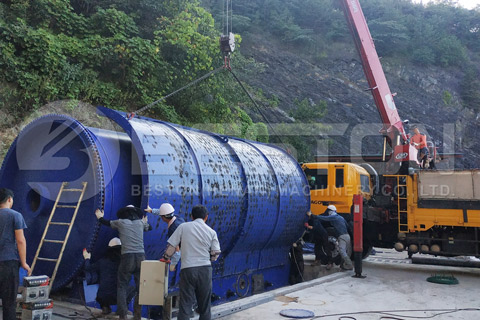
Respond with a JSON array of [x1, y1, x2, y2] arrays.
[[102, 306, 112, 314], [341, 263, 353, 270], [341, 260, 354, 270], [326, 263, 333, 270], [341, 257, 354, 270]]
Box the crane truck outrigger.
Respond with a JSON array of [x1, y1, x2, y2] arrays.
[[303, 0, 480, 258]]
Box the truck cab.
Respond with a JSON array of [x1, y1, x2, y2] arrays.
[[302, 162, 372, 216]]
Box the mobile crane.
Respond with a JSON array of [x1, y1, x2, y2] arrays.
[[303, 0, 480, 258]]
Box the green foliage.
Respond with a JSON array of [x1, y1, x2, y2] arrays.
[[0, 0, 261, 139], [368, 20, 409, 56], [269, 98, 329, 162], [460, 69, 480, 111], [91, 8, 139, 37], [254, 122, 269, 143], [442, 90, 453, 106], [231, 14, 252, 33], [434, 35, 467, 67], [289, 98, 327, 123], [2, 0, 479, 150], [201, 0, 479, 70], [411, 47, 435, 65]]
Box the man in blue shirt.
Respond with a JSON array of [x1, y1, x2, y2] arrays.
[[0, 188, 31, 320], [145, 203, 185, 271], [145, 203, 185, 238], [307, 205, 353, 270]]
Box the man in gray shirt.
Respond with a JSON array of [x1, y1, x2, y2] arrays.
[[0, 188, 31, 320], [162, 205, 221, 320], [96, 205, 151, 320]]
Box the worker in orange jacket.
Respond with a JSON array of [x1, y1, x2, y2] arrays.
[[410, 127, 429, 167]]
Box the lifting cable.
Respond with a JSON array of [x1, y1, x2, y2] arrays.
[[128, 0, 291, 153], [227, 68, 291, 152], [129, 0, 235, 118], [128, 62, 291, 153], [127, 65, 225, 118]]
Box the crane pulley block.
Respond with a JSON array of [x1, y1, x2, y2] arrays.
[[220, 32, 235, 54]]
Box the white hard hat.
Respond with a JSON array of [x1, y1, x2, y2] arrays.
[[108, 237, 121, 247], [327, 205, 337, 211], [159, 203, 175, 217]]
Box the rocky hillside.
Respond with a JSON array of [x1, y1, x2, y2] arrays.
[[238, 33, 480, 169], [1, 0, 479, 170], [1, 32, 479, 169]]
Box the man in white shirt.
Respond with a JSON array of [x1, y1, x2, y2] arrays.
[[162, 205, 221, 320]]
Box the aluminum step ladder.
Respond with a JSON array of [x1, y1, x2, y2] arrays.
[[31, 181, 88, 289]]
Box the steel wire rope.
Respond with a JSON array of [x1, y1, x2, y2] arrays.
[[228, 69, 290, 152], [129, 44, 291, 153], [222, 0, 225, 36], [131, 66, 226, 116], [291, 250, 305, 283], [290, 231, 308, 283]]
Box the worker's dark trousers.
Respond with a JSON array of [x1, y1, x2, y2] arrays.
[[0, 260, 20, 320], [117, 253, 144, 318], [178, 266, 212, 320]]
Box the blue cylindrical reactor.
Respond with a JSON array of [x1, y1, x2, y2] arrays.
[[0, 107, 309, 299]]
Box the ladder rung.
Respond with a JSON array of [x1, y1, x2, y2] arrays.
[[44, 239, 65, 244], [31, 181, 88, 289], [37, 257, 58, 262], [49, 222, 71, 226]]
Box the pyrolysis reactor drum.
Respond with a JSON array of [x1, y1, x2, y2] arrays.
[[0, 107, 309, 300]]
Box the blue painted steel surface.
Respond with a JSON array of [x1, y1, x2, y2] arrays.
[[0, 107, 309, 300], [0, 114, 140, 290]]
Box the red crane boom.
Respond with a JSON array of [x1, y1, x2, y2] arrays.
[[340, 0, 418, 166]]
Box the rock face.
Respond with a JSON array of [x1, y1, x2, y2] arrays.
[[240, 35, 480, 169], [1, 37, 478, 170]]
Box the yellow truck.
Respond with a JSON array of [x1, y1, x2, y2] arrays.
[[303, 162, 480, 257], [302, 162, 372, 215], [301, 1, 480, 258]]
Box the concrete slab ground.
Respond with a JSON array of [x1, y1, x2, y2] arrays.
[[4, 249, 479, 320], [214, 249, 480, 320]]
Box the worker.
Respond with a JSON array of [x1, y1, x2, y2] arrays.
[[288, 239, 304, 284], [161, 205, 221, 320], [95, 205, 151, 320], [145, 203, 185, 271], [83, 237, 136, 315], [307, 205, 353, 270], [305, 210, 333, 269], [0, 188, 31, 320], [145, 203, 185, 238], [307, 175, 316, 189], [410, 126, 429, 168]]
